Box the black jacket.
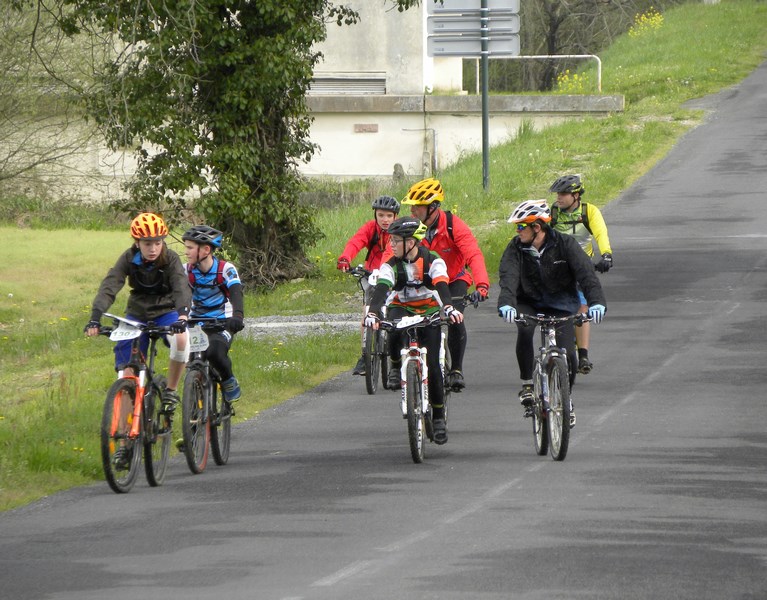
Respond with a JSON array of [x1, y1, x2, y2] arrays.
[[497, 227, 606, 314]]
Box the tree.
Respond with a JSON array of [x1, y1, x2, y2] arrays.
[[0, 3, 99, 201], [8, 0, 422, 288]]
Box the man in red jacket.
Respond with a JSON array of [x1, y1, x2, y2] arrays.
[[337, 195, 400, 375], [401, 178, 490, 391]]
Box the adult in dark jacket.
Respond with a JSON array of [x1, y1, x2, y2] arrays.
[[497, 199, 606, 428]]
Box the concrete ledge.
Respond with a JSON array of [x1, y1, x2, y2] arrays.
[[307, 94, 624, 114]]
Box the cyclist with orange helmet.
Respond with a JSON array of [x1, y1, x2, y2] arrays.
[[337, 195, 401, 375], [85, 212, 191, 416], [400, 177, 489, 392], [497, 199, 606, 428]]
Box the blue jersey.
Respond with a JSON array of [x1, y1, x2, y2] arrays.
[[185, 257, 241, 318]]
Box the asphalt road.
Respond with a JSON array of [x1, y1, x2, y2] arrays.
[[3, 63, 767, 600]]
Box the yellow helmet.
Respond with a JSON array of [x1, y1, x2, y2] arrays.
[[402, 178, 444, 205]]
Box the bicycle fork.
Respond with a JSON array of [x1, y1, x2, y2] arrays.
[[113, 369, 146, 440], [399, 343, 429, 418]]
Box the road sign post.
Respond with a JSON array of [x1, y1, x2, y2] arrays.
[[426, 0, 520, 191]]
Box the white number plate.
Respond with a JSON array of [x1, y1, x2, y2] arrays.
[[109, 320, 142, 341], [188, 326, 210, 352], [397, 315, 425, 329]]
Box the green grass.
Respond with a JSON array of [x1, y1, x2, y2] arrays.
[[2, 0, 767, 510]]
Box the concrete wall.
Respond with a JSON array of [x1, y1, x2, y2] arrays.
[[302, 94, 625, 179], [312, 2, 462, 95]]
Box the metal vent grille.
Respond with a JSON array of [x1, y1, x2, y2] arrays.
[[309, 73, 386, 95]]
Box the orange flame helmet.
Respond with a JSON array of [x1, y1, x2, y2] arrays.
[[130, 212, 168, 240]]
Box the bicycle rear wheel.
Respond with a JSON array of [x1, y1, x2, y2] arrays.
[[101, 379, 142, 493], [406, 360, 425, 463], [547, 356, 571, 461], [181, 367, 210, 474], [364, 326, 380, 395], [143, 375, 170, 487], [532, 372, 549, 456], [210, 382, 232, 465]]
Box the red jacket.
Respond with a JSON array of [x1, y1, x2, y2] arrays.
[[381, 210, 489, 289], [339, 220, 391, 271]]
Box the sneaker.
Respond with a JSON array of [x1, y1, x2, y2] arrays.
[[112, 446, 133, 470], [447, 370, 465, 392], [432, 418, 448, 445], [222, 376, 241, 403], [175, 438, 185, 452], [387, 364, 401, 390], [569, 399, 576, 429], [578, 356, 593, 374], [161, 389, 179, 414], [519, 384, 534, 418], [352, 355, 366, 376]]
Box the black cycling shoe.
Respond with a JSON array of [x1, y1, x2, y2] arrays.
[[578, 356, 593, 374], [447, 370, 465, 392], [387, 366, 401, 390], [112, 446, 133, 471], [519, 384, 534, 418], [432, 419, 448, 445], [352, 355, 366, 376]]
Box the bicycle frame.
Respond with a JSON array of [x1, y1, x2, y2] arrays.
[[515, 312, 588, 461], [105, 313, 160, 441], [383, 314, 441, 412]]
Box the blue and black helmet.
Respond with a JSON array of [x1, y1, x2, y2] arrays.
[[182, 225, 223, 248]]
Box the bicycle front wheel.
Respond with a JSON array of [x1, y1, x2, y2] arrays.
[[532, 370, 548, 456], [364, 326, 380, 395], [144, 375, 170, 487], [181, 368, 210, 474], [547, 356, 571, 461], [379, 330, 390, 390], [101, 379, 142, 493], [406, 360, 425, 463], [210, 382, 232, 466]]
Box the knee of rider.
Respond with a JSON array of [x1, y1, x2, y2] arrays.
[[169, 333, 190, 363]]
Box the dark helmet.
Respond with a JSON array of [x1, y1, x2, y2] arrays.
[[182, 225, 223, 248], [388, 217, 426, 240], [371, 195, 400, 214], [549, 175, 585, 196]]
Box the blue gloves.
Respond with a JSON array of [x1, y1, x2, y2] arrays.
[[588, 304, 606, 324], [498, 305, 517, 323]]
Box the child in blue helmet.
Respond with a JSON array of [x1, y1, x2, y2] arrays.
[[182, 225, 245, 403]]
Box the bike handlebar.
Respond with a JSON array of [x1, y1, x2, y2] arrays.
[[514, 313, 591, 326], [187, 317, 228, 333], [378, 313, 446, 331]]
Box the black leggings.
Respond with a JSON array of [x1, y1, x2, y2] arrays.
[[203, 331, 235, 381], [447, 280, 469, 372], [387, 307, 446, 416], [514, 303, 577, 390]]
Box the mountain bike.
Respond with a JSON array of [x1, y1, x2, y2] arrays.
[[379, 313, 449, 463], [514, 312, 589, 461], [180, 318, 234, 473], [348, 265, 389, 394], [97, 313, 172, 493]]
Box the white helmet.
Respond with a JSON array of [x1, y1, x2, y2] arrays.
[[508, 199, 551, 224]]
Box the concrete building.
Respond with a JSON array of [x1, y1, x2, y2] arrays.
[[304, 2, 623, 179]]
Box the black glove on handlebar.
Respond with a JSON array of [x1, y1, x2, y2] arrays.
[[595, 253, 613, 273], [226, 316, 245, 333], [84, 320, 100, 333], [169, 319, 188, 334]]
